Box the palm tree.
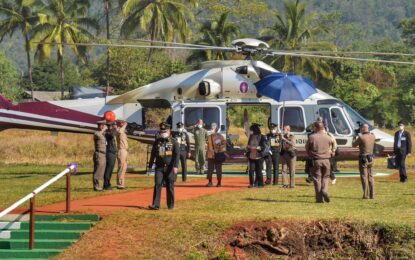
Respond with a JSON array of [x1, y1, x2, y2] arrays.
[[260, 0, 334, 80], [0, 0, 41, 100], [187, 12, 240, 63], [120, 0, 195, 61], [30, 0, 99, 98]]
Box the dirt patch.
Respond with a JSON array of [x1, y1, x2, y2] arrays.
[[221, 220, 415, 259]]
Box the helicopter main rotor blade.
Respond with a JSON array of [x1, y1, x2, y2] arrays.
[[276, 50, 415, 57], [31, 41, 236, 51], [267, 51, 415, 65]]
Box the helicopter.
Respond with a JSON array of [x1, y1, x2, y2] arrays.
[[0, 38, 411, 163]]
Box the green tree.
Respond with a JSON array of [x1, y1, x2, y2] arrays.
[[0, 51, 21, 100], [0, 0, 41, 100], [187, 12, 240, 63], [91, 48, 186, 92], [27, 59, 82, 91], [30, 0, 99, 99], [260, 0, 334, 81], [120, 0, 195, 61], [399, 17, 415, 48]]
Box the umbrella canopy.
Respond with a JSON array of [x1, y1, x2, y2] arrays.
[[254, 72, 317, 102]]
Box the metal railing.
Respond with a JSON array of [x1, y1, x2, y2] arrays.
[[0, 164, 77, 249]]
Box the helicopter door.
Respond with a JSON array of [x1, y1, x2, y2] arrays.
[[181, 104, 225, 142]]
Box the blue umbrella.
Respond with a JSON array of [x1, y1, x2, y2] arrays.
[[255, 72, 317, 128]]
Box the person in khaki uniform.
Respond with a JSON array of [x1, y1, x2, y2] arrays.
[[116, 119, 128, 190], [280, 125, 296, 188], [305, 121, 333, 203], [206, 123, 226, 187], [187, 119, 208, 174], [93, 120, 107, 191], [352, 124, 376, 199]]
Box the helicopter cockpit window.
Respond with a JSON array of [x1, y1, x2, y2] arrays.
[[330, 108, 351, 135], [184, 107, 220, 129], [343, 104, 374, 131], [280, 107, 305, 132], [318, 108, 336, 133]]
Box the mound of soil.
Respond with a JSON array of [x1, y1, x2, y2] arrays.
[[221, 220, 414, 259]]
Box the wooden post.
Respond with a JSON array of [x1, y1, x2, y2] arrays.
[[66, 172, 71, 213], [29, 196, 35, 249]]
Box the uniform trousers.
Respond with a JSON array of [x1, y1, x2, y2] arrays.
[[152, 167, 175, 209], [93, 151, 106, 190], [179, 150, 188, 181], [281, 153, 296, 188], [359, 161, 374, 199], [312, 159, 331, 202], [194, 146, 206, 172], [117, 149, 128, 188], [104, 151, 117, 189], [265, 152, 280, 184]]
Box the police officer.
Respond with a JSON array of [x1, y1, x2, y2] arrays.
[[353, 124, 376, 199], [188, 119, 208, 174], [103, 122, 117, 190], [116, 119, 128, 189], [265, 123, 281, 185], [393, 121, 412, 183], [93, 120, 107, 191], [172, 122, 191, 182], [280, 125, 296, 188], [246, 123, 268, 188], [148, 122, 180, 210], [305, 121, 333, 203]]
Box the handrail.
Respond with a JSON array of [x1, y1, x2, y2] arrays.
[[0, 164, 77, 249], [0, 164, 76, 219]]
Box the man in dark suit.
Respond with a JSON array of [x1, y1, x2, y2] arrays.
[[394, 121, 412, 183]]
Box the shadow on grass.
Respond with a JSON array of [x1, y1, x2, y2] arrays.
[[175, 184, 243, 188], [83, 204, 147, 209], [242, 198, 307, 203]]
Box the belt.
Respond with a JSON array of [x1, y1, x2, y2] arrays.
[[313, 158, 330, 160]]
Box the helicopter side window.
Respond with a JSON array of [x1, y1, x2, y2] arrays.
[[280, 107, 305, 132], [330, 108, 351, 135], [184, 107, 220, 129], [318, 108, 336, 133]]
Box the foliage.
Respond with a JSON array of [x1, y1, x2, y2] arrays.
[[399, 17, 415, 48], [187, 12, 240, 63], [260, 0, 334, 81], [0, 51, 21, 100], [23, 59, 83, 91], [30, 0, 99, 97], [91, 47, 187, 92]]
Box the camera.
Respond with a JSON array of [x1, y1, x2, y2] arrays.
[[354, 121, 363, 135]]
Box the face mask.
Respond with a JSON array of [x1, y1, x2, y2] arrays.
[[179, 128, 184, 132], [197, 124, 202, 128], [161, 133, 169, 139], [249, 131, 254, 135], [271, 129, 276, 134], [399, 125, 404, 131]]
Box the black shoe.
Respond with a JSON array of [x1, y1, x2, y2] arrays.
[[322, 192, 330, 203], [103, 186, 112, 190], [248, 185, 254, 188], [333, 169, 340, 173], [216, 183, 222, 187], [148, 205, 159, 210], [305, 178, 312, 183], [168, 207, 174, 210], [206, 182, 213, 187], [282, 185, 288, 188]]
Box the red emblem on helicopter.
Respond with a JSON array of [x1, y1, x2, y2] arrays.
[[240, 82, 249, 93]]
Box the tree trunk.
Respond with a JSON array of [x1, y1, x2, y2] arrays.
[[147, 23, 156, 63], [25, 35, 34, 101], [58, 49, 65, 99]]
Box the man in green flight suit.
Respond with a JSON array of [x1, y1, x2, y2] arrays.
[[188, 119, 208, 175]]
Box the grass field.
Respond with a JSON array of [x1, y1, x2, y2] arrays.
[[53, 171, 414, 259]]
